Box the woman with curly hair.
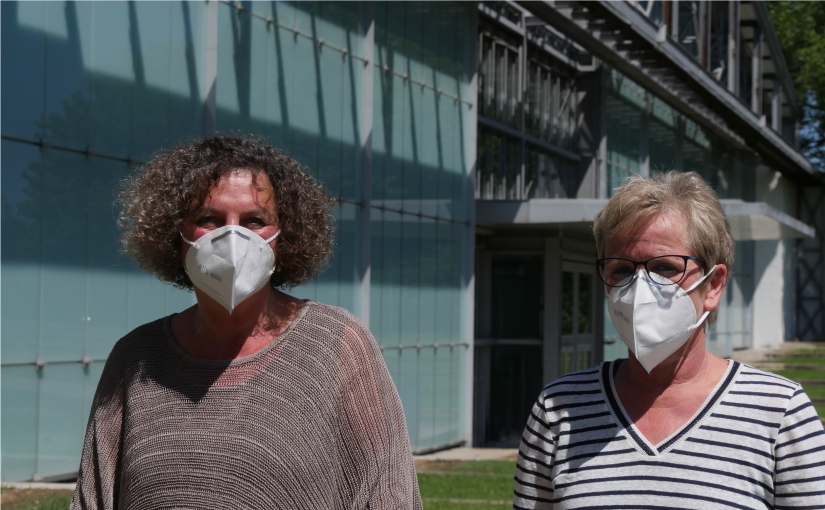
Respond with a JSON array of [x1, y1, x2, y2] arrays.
[[70, 136, 422, 509]]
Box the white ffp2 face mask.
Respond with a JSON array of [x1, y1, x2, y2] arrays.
[[607, 266, 716, 373], [181, 225, 280, 314]]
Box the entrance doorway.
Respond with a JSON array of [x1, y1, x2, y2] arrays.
[[474, 254, 544, 447]]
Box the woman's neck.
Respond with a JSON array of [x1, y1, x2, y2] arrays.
[[171, 287, 304, 360]]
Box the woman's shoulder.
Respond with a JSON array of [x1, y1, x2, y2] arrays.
[[732, 362, 804, 396], [299, 301, 377, 351], [301, 301, 369, 334]]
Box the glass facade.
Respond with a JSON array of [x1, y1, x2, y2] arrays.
[[2, 1, 475, 480]]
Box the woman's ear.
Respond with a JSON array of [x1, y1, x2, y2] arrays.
[[702, 265, 728, 312]]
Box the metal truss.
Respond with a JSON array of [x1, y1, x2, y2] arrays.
[[516, 0, 820, 185], [797, 186, 825, 342]]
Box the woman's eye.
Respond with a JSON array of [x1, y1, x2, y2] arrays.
[[245, 217, 265, 227], [197, 216, 219, 226]]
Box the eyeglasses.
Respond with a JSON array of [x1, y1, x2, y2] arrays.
[[596, 255, 706, 288]]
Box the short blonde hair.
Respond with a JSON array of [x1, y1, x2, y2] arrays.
[[593, 171, 734, 326]]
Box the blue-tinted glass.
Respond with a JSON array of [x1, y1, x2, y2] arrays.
[[386, 75, 407, 202], [89, 2, 133, 158], [290, 35, 320, 172], [433, 348, 452, 445], [371, 66, 387, 202], [2, 366, 39, 481], [167, 1, 204, 147], [416, 347, 435, 446], [340, 48, 361, 203], [265, 8, 295, 152], [164, 285, 196, 316], [435, 222, 455, 343], [86, 159, 130, 359], [44, 1, 92, 152], [404, 3, 425, 84], [317, 46, 344, 198], [132, 1, 172, 161], [216, 3, 247, 130], [418, 218, 437, 346], [2, 141, 43, 364], [452, 102, 472, 222], [397, 348, 419, 449], [39, 150, 88, 362], [37, 363, 86, 478], [335, 202, 358, 312], [293, 1, 318, 36], [437, 95, 463, 219], [402, 81, 422, 215], [126, 270, 171, 331], [399, 216, 420, 344], [419, 87, 439, 218], [376, 209, 402, 345], [450, 346, 463, 442], [2, 2, 46, 143]]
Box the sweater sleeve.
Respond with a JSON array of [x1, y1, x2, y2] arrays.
[[335, 319, 422, 509], [774, 387, 825, 508], [514, 395, 556, 509], [70, 349, 126, 510]]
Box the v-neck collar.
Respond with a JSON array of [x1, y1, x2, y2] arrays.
[[600, 358, 740, 456]]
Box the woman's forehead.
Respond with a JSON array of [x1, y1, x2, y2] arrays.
[[605, 213, 690, 257]]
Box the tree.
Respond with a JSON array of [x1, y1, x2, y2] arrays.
[[767, 1, 825, 172]]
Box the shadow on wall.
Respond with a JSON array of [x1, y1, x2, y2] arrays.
[[1, 0, 475, 481]]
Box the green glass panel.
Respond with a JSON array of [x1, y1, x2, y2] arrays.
[[2, 365, 39, 481]]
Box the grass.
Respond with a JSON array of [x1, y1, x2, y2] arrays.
[[416, 460, 516, 509], [771, 356, 825, 365], [0, 488, 73, 510], [772, 369, 825, 382]]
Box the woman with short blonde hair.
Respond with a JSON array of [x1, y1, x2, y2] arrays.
[[514, 171, 825, 509]]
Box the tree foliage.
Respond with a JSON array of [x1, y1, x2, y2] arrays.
[[768, 1, 825, 171]]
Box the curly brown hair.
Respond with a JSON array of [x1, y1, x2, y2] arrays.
[[118, 135, 335, 289]]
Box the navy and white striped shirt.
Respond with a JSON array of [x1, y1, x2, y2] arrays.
[[514, 360, 825, 509]]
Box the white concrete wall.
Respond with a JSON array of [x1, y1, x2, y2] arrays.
[[751, 166, 799, 349]]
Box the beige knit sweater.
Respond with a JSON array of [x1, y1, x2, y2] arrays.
[[70, 301, 422, 509]]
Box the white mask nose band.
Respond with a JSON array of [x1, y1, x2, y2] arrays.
[[181, 228, 280, 250]]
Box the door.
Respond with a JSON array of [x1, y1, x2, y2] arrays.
[[560, 261, 596, 375], [474, 254, 544, 446]]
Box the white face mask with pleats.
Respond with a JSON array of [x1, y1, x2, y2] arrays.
[[607, 265, 716, 373], [181, 226, 280, 314]]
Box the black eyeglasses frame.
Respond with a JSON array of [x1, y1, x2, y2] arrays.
[[595, 255, 706, 288]]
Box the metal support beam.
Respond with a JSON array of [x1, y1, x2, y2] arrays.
[[751, 26, 763, 115], [354, 2, 374, 325], [203, 0, 218, 136], [772, 81, 783, 133], [727, 0, 739, 95]]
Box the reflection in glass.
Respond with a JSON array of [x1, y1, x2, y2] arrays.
[[561, 271, 574, 335], [578, 273, 592, 335], [560, 344, 574, 376]]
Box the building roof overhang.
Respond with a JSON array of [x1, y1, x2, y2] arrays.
[[476, 199, 815, 241], [517, 0, 824, 186]]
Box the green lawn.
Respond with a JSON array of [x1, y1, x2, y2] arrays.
[[417, 460, 515, 509], [772, 369, 825, 382], [0, 488, 73, 510], [771, 356, 825, 365]]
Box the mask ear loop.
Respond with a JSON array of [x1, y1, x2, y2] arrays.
[[685, 264, 717, 293], [262, 230, 281, 274], [685, 264, 718, 332], [180, 231, 200, 249]]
